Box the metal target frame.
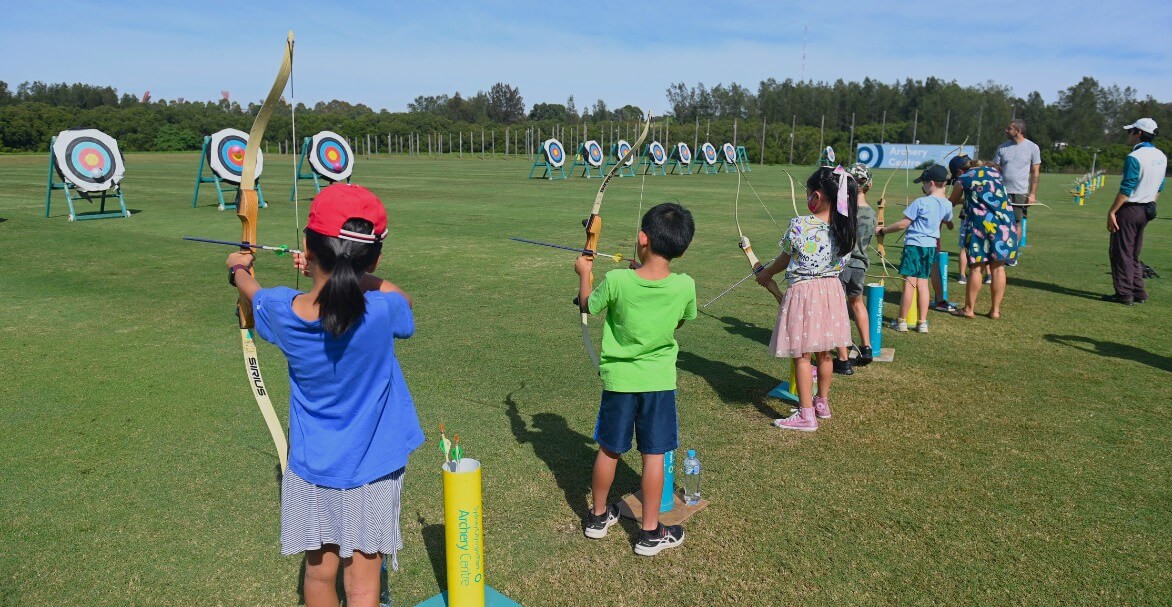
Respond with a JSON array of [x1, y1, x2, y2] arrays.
[[667, 142, 693, 175], [45, 129, 130, 221], [696, 142, 720, 174], [638, 141, 668, 176], [570, 139, 604, 178], [604, 139, 637, 177], [193, 129, 268, 210], [292, 131, 356, 199], [528, 138, 568, 180]]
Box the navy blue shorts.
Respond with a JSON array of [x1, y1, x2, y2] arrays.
[[594, 390, 678, 455]]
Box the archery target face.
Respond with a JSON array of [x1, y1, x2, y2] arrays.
[[543, 139, 566, 167], [675, 143, 692, 164], [616, 140, 634, 166], [649, 141, 666, 165], [824, 146, 836, 164], [309, 131, 355, 181], [51, 129, 126, 192], [722, 143, 736, 163], [855, 144, 882, 168], [208, 128, 262, 183], [584, 140, 603, 167], [700, 142, 718, 165]]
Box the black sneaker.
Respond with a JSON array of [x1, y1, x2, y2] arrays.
[[832, 358, 854, 375], [584, 503, 620, 539], [634, 523, 684, 556], [1100, 294, 1135, 306], [855, 345, 874, 367]]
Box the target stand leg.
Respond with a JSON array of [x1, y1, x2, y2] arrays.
[[767, 357, 801, 402]]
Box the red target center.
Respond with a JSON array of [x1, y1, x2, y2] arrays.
[[81, 151, 105, 171]]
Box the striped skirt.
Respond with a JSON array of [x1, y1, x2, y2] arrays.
[[281, 467, 406, 568]]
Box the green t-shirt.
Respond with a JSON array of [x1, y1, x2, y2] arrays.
[[587, 269, 697, 392], [848, 204, 878, 269]]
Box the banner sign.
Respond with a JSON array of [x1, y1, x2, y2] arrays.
[[855, 143, 975, 169]]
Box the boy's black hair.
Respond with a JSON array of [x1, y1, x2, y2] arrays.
[[640, 202, 694, 259], [806, 167, 858, 258], [304, 219, 384, 336], [1130, 128, 1156, 143]]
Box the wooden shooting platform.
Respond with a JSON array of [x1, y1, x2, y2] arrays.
[[617, 488, 709, 526]]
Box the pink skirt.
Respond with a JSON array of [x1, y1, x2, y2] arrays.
[[768, 277, 851, 358]]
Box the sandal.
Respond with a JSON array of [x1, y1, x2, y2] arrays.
[[951, 309, 976, 319]]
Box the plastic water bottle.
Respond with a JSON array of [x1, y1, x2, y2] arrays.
[[682, 449, 701, 506]]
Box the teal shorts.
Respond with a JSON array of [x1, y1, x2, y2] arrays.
[[899, 245, 936, 279]]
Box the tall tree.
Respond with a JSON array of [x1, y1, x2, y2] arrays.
[[487, 82, 524, 123]]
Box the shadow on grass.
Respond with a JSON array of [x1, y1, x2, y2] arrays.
[[505, 386, 639, 518], [419, 516, 447, 593], [677, 350, 788, 420], [698, 309, 773, 346], [1009, 276, 1103, 301], [1044, 334, 1172, 373]]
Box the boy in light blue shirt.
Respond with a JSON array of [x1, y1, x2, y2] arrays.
[[877, 164, 954, 332]]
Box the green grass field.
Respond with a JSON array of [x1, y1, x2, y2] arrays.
[[1, 152, 1168, 606]]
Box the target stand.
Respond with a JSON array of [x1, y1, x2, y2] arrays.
[[527, 138, 568, 180], [291, 131, 355, 200], [666, 143, 693, 175], [638, 141, 668, 176], [716, 143, 738, 174], [192, 133, 267, 210], [44, 131, 130, 222], [735, 146, 751, 169], [603, 141, 637, 177], [695, 142, 720, 174], [569, 140, 604, 178]]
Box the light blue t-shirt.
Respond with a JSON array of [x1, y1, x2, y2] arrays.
[[903, 196, 954, 247], [254, 286, 424, 489]]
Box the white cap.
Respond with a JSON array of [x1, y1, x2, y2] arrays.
[[1124, 118, 1158, 134]]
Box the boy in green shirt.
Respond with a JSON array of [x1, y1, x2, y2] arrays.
[[573, 202, 696, 556]]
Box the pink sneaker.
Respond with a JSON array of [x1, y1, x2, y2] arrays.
[[773, 408, 818, 432], [813, 396, 832, 419]]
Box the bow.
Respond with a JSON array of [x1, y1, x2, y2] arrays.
[[235, 32, 294, 472], [578, 113, 651, 369], [702, 161, 799, 308]]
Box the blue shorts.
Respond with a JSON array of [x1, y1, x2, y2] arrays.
[[594, 390, 678, 455]]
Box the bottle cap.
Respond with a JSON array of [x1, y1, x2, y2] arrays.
[[687, 449, 696, 457]]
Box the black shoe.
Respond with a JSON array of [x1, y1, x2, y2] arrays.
[[855, 345, 874, 367], [1101, 294, 1135, 306], [634, 523, 684, 556], [832, 358, 854, 375], [584, 503, 620, 539]]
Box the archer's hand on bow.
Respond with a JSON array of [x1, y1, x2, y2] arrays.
[[292, 251, 310, 277], [574, 254, 595, 310]]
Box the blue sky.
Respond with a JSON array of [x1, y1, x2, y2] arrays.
[[3, 1, 1168, 113]]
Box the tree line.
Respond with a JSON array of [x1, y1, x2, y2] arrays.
[[1, 76, 1167, 173]]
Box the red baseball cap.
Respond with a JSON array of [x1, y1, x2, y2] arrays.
[[306, 183, 388, 243]]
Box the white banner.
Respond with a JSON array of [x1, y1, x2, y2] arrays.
[[856, 143, 975, 169]]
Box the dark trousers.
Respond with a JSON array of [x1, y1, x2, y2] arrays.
[[1109, 203, 1150, 301]]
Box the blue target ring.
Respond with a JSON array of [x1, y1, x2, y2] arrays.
[[856, 144, 882, 168], [316, 140, 349, 172], [67, 138, 115, 183], [650, 142, 666, 164], [216, 136, 248, 176]]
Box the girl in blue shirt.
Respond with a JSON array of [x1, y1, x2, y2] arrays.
[[227, 182, 422, 607]]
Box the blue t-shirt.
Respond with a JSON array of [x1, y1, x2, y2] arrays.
[[903, 196, 954, 247], [254, 287, 424, 489]]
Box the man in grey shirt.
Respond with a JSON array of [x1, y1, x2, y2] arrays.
[[991, 119, 1041, 240]]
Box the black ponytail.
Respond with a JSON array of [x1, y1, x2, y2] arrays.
[[806, 167, 858, 258], [304, 219, 383, 336]]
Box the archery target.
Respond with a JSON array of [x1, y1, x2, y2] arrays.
[[649, 141, 667, 165], [208, 128, 262, 183], [309, 131, 355, 181], [51, 129, 125, 192], [674, 143, 692, 164], [584, 140, 603, 167], [700, 142, 718, 165], [543, 139, 566, 167], [616, 139, 634, 166], [855, 144, 882, 168], [823, 146, 836, 165], [722, 143, 736, 164]]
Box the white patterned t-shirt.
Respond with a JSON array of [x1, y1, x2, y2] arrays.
[[779, 215, 845, 285]]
